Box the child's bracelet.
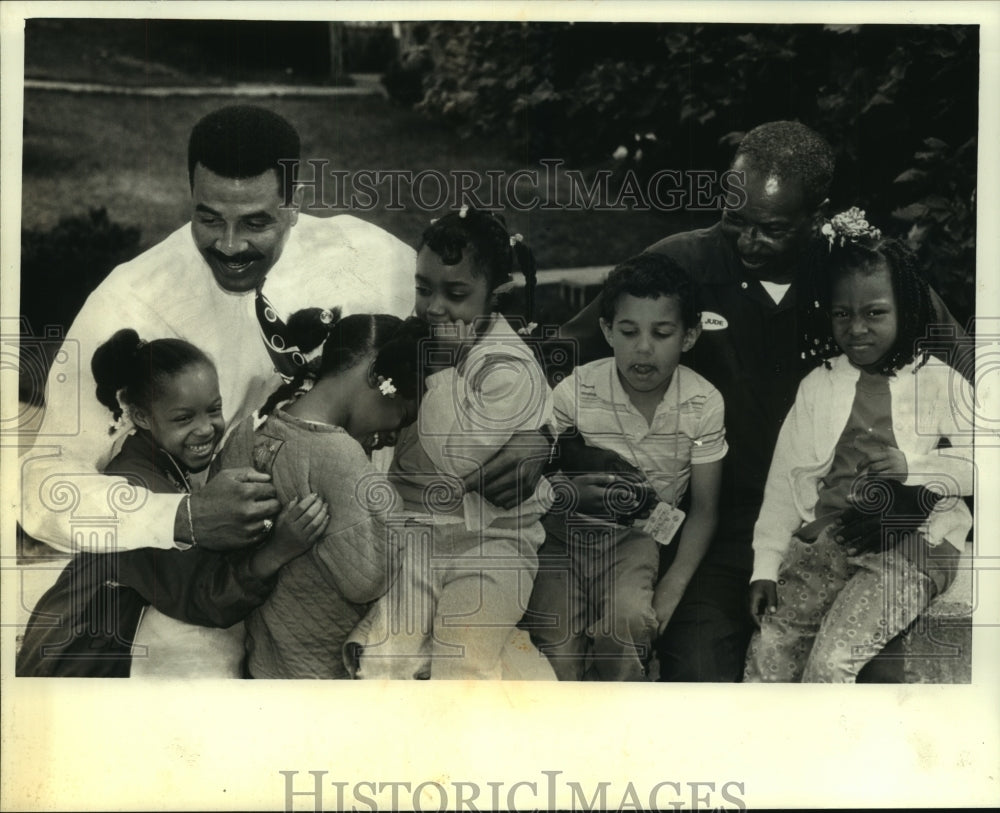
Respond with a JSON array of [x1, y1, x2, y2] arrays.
[[185, 494, 198, 548]]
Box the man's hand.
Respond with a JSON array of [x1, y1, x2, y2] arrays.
[[463, 429, 551, 509], [748, 579, 778, 627], [179, 467, 280, 551], [250, 493, 330, 579]]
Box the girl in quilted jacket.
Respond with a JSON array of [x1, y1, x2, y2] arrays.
[[744, 209, 974, 682], [216, 310, 429, 678]]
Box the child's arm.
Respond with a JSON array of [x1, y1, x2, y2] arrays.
[[750, 375, 821, 583], [294, 441, 403, 606], [114, 496, 328, 628], [419, 351, 550, 480], [652, 458, 723, 634], [900, 364, 976, 497]]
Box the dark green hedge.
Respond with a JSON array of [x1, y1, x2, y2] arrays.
[[401, 22, 977, 326]]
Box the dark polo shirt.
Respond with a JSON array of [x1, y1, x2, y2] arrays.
[[646, 224, 805, 571]]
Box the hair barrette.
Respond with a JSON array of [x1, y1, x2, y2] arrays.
[[319, 308, 335, 325], [509, 233, 523, 247], [458, 204, 469, 219]]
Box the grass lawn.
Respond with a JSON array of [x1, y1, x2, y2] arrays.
[[21, 91, 706, 269], [19, 17, 717, 338]]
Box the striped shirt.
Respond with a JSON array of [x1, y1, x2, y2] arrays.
[[552, 358, 727, 507]]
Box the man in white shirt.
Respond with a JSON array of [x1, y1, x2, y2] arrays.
[[21, 105, 415, 555]]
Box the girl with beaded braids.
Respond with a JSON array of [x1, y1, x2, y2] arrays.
[[349, 205, 557, 680], [744, 209, 974, 682], [16, 330, 328, 678], [215, 310, 430, 678]]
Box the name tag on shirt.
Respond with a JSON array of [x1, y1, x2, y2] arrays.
[[645, 502, 685, 546]]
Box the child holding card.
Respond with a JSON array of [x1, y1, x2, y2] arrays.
[[527, 254, 726, 680]]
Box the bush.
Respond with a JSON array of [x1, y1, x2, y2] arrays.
[[411, 22, 977, 324]]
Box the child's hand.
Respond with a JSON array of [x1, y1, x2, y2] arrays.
[[274, 493, 329, 552], [431, 318, 475, 345], [652, 579, 683, 636], [748, 579, 778, 627], [250, 494, 329, 579], [860, 445, 908, 481], [854, 437, 907, 482]]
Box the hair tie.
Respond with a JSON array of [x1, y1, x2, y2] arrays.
[[108, 388, 129, 435], [821, 207, 882, 251], [509, 233, 523, 247], [377, 375, 397, 398]]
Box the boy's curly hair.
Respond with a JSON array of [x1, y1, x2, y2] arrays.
[[600, 253, 701, 330]]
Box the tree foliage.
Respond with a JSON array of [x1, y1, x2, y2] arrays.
[[401, 22, 978, 326]]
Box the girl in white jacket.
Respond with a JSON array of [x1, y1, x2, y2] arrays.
[[744, 209, 974, 682]]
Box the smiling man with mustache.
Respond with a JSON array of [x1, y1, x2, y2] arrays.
[[22, 106, 415, 564]]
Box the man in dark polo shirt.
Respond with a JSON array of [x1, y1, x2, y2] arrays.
[[560, 120, 964, 681]]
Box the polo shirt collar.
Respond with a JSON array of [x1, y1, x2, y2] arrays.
[[605, 359, 682, 427]]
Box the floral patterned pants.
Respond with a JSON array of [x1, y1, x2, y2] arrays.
[[744, 526, 937, 683]]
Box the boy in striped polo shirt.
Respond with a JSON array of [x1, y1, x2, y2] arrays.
[[526, 254, 727, 680]]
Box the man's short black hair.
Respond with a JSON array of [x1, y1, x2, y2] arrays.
[[734, 120, 835, 209], [187, 106, 300, 203], [600, 253, 701, 330]]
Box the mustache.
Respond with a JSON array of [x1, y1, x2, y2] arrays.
[[206, 247, 265, 265]]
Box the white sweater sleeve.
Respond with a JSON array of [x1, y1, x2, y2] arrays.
[[549, 373, 577, 438], [902, 364, 975, 497], [20, 286, 184, 552], [417, 351, 551, 479], [750, 377, 819, 582]]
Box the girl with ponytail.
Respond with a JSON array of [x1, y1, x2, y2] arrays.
[[350, 206, 556, 680], [17, 330, 328, 677], [216, 310, 430, 678]]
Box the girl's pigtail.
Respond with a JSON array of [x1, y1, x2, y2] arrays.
[[510, 235, 537, 329], [259, 307, 341, 417], [373, 316, 432, 401], [91, 328, 143, 430], [796, 238, 839, 373], [286, 306, 342, 354]]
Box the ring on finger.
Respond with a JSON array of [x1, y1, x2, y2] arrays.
[[262, 518, 274, 534]]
